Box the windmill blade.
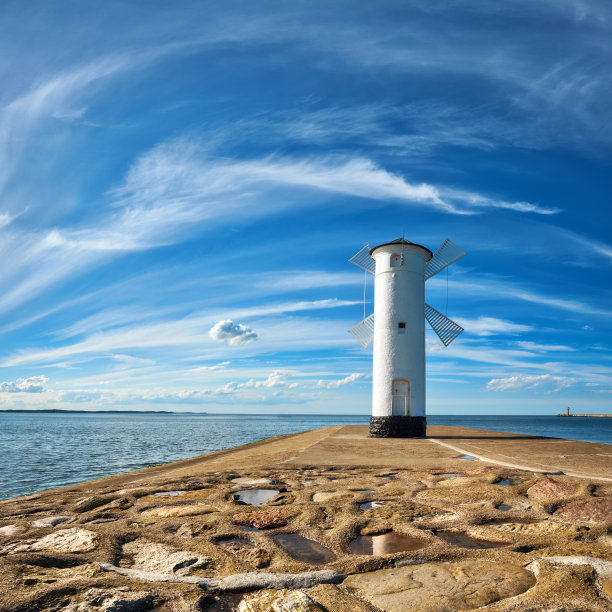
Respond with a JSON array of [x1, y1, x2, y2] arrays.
[[425, 238, 466, 280], [348, 314, 375, 348], [425, 303, 464, 347], [349, 244, 375, 274]]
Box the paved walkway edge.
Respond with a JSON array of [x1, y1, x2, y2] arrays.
[[428, 438, 612, 483]]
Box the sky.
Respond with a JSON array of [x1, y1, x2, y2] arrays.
[[1, 1, 612, 415]]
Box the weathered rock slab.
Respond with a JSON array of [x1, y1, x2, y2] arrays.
[[342, 560, 535, 612], [21, 562, 101, 586], [232, 477, 274, 486], [554, 498, 612, 523], [238, 589, 324, 611], [233, 509, 289, 529], [63, 588, 154, 612], [30, 515, 72, 528], [0, 524, 21, 537], [140, 504, 217, 518], [4, 527, 97, 553], [122, 539, 210, 575], [526, 479, 577, 503]]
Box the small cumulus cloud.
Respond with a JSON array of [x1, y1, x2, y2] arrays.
[[220, 370, 298, 391], [142, 370, 299, 403], [486, 374, 573, 392], [209, 320, 258, 345], [318, 373, 366, 388], [255, 370, 298, 389], [0, 375, 48, 393]]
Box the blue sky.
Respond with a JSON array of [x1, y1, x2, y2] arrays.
[[1, 1, 612, 414]]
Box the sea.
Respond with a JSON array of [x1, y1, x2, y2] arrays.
[[1, 412, 611, 500]]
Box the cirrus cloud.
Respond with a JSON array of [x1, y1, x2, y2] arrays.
[[486, 374, 573, 392]]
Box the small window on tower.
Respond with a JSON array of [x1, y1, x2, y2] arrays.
[[391, 254, 401, 267], [398, 321, 406, 334]]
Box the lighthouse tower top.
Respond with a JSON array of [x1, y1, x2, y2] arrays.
[[370, 238, 433, 261]]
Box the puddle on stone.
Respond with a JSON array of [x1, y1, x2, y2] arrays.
[[154, 491, 184, 497], [359, 501, 387, 510], [216, 537, 253, 546], [496, 504, 512, 511], [457, 455, 477, 460], [440, 473, 460, 478], [273, 534, 336, 564], [240, 525, 260, 532], [434, 530, 508, 549], [233, 489, 280, 505], [353, 489, 374, 494], [494, 479, 514, 486], [348, 531, 428, 555]]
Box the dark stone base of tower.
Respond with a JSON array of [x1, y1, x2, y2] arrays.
[[369, 416, 426, 438]]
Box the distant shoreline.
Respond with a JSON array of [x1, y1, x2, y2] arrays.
[[0, 409, 202, 414], [556, 414, 612, 418]]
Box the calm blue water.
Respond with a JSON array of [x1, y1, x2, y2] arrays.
[[0, 412, 610, 500]]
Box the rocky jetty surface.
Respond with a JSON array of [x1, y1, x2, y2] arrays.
[[0, 424, 611, 611]]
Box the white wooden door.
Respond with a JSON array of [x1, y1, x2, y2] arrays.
[[392, 379, 410, 416]]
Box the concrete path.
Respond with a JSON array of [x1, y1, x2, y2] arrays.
[[53, 423, 611, 495], [6, 423, 607, 504]]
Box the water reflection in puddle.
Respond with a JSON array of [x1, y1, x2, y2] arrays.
[[353, 489, 374, 494], [240, 525, 260, 532], [154, 491, 184, 497], [216, 537, 253, 546], [359, 501, 387, 510], [495, 479, 513, 486], [349, 532, 428, 555], [273, 534, 336, 564], [439, 473, 460, 478], [233, 489, 280, 505], [457, 455, 477, 460], [496, 504, 512, 511], [434, 530, 508, 549]]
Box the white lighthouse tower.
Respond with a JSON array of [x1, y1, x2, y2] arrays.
[[348, 238, 466, 437]]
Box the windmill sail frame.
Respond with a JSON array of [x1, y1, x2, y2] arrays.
[[349, 244, 376, 274], [348, 313, 375, 348], [425, 238, 466, 280], [425, 303, 464, 347]]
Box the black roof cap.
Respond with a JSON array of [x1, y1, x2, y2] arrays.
[[370, 238, 433, 260]]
